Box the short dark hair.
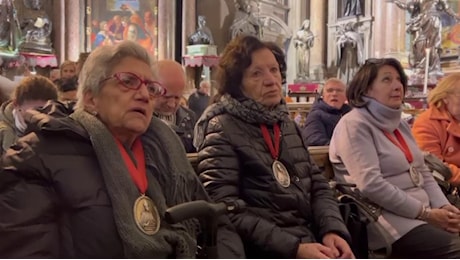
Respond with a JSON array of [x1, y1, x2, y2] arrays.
[[216, 35, 286, 100], [347, 58, 408, 108]]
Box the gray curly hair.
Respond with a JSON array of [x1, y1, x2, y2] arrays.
[[76, 40, 157, 110]]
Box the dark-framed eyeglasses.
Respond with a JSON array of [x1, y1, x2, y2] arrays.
[[100, 72, 166, 96]]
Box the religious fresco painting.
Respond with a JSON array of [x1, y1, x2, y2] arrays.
[[88, 0, 158, 58], [440, 1, 460, 59]]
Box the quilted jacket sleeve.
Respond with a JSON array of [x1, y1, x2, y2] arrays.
[[302, 111, 330, 146], [197, 117, 301, 258], [0, 134, 59, 258]]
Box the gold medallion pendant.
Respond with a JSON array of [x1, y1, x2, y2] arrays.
[[272, 160, 291, 188], [409, 165, 422, 187], [133, 195, 160, 235]]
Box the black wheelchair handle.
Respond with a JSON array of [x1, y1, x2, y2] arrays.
[[165, 199, 246, 224]]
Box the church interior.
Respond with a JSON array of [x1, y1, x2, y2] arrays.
[[2, 1, 460, 258], [1, 0, 459, 123]]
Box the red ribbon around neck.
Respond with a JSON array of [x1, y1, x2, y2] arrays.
[[260, 124, 281, 160], [382, 129, 413, 163], [115, 138, 147, 194]]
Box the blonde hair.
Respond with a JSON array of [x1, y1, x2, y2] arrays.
[[60, 60, 76, 74], [320, 77, 346, 95], [428, 73, 460, 108]]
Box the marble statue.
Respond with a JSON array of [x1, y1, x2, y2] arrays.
[[188, 15, 214, 45], [336, 22, 364, 83], [0, 0, 21, 54], [343, 0, 363, 17], [294, 19, 315, 81], [230, 0, 262, 39], [388, 0, 460, 77], [19, 0, 53, 53]]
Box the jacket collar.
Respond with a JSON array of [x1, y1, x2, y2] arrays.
[[429, 105, 460, 138]]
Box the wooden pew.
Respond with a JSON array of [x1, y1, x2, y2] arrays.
[[187, 146, 333, 179]]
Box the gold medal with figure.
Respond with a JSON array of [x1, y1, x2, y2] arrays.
[[115, 138, 161, 236], [272, 160, 291, 188], [409, 165, 422, 187], [133, 195, 160, 235]]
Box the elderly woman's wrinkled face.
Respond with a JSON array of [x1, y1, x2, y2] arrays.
[[89, 57, 155, 140], [241, 48, 282, 108], [366, 65, 404, 109]]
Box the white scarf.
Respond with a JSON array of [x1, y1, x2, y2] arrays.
[[12, 108, 27, 133]]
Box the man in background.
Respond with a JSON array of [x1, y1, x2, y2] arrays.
[[154, 60, 197, 153], [302, 78, 351, 146], [188, 80, 210, 118]]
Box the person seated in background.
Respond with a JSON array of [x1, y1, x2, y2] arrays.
[[329, 57, 460, 258], [154, 60, 197, 153], [194, 35, 354, 259], [76, 52, 90, 76], [188, 80, 210, 118], [412, 73, 460, 185], [302, 77, 351, 146], [55, 77, 78, 103], [0, 41, 244, 258], [49, 68, 60, 82], [0, 75, 57, 154], [59, 60, 77, 80]]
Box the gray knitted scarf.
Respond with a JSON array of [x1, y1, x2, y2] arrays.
[[194, 94, 290, 149], [71, 109, 197, 258]]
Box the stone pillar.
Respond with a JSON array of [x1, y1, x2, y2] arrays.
[[53, 0, 65, 65], [309, 0, 327, 80], [158, 0, 176, 60], [182, 0, 196, 58], [64, 0, 80, 62], [372, 0, 385, 58]]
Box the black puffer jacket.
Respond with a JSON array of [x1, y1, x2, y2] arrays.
[[0, 103, 244, 258], [197, 111, 351, 258], [302, 98, 351, 146]]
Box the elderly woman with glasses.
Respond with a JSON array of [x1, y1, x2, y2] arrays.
[[412, 73, 460, 186], [329, 58, 460, 258], [0, 41, 244, 258]]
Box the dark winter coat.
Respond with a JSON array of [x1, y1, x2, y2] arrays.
[[0, 102, 244, 258], [302, 98, 351, 146], [194, 95, 351, 258]]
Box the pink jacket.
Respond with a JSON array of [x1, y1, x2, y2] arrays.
[[412, 106, 460, 185]]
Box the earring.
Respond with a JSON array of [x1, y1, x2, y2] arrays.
[[91, 111, 98, 116]]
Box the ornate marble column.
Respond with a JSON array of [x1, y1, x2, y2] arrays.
[[64, 0, 80, 61], [158, 0, 176, 60], [309, 0, 327, 80], [182, 0, 196, 58]]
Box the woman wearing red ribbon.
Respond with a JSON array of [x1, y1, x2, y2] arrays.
[[194, 35, 354, 259], [329, 57, 460, 258], [0, 40, 244, 258]]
